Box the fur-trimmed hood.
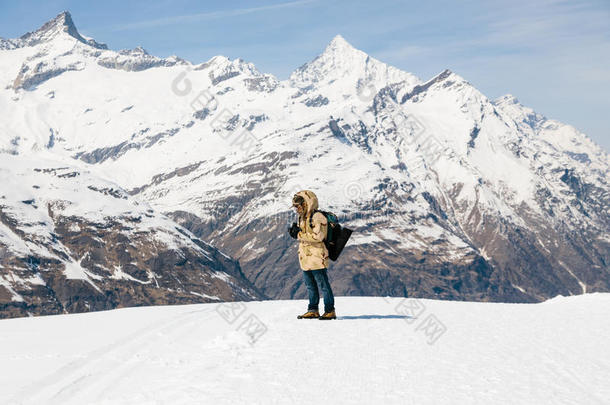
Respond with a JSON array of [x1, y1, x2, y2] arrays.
[[294, 190, 319, 217]]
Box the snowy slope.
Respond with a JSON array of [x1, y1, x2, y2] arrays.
[[0, 294, 608, 404], [1, 11, 609, 308]]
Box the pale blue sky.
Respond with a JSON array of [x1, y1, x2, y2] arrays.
[[1, 0, 608, 150]]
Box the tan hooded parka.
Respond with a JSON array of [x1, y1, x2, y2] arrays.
[[294, 190, 329, 271]]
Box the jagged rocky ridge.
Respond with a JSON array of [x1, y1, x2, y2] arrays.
[[0, 12, 608, 314], [2, 12, 187, 91]]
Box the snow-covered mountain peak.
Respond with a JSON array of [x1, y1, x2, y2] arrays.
[[119, 45, 150, 56], [325, 34, 359, 55], [3, 14, 192, 90], [423, 69, 472, 91], [397, 68, 488, 111], [196, 54, 274, 89], [215, 55, 260, 75], [22, 11, 78, 43], [289, 34, 420, 97], [489, 93, 608, 169], [494, 94, 519, 105], [492, 93, 544, 129], [16, 11, 107, 50]]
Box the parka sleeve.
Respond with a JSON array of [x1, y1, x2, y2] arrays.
[[297, 212, 327, 243]]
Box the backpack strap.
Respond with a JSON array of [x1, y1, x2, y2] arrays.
[[309, 209, 318, 229]]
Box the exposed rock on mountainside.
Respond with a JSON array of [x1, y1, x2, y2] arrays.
[[0, 156, 262, 318]]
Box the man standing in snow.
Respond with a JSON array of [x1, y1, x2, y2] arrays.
[[289, 190, 336, 320]]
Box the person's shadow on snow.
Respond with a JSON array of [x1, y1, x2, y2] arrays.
[[337, 315, 416, 320]]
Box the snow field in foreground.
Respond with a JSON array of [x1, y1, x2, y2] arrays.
[[0, 294, 608, 404]]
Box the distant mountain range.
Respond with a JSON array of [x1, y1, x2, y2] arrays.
[[1, 11, 608, 317]]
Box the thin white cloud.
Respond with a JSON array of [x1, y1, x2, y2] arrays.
[[477, 1, 610, 49], [113, 0, 319, 31], [375, 0, 610, 66]]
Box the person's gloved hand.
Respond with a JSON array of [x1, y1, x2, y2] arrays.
[[289, 222, 300, 239]]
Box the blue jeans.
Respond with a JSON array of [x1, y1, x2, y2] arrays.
[[303, 268, 335, 312]]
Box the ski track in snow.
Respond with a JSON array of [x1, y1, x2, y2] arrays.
[[1, 295, 609, 404], [7, 306, 215, 404]]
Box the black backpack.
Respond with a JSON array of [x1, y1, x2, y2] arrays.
[[309, 210, 353, 261]]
